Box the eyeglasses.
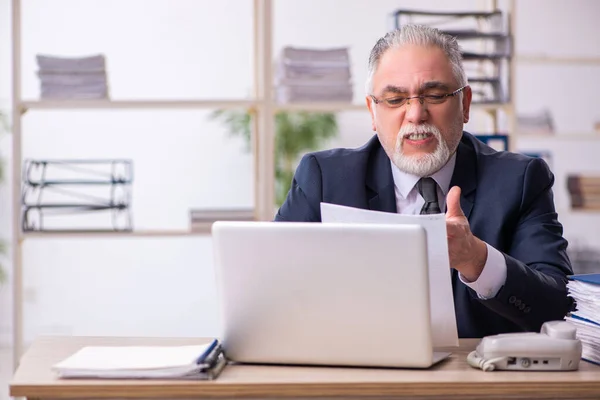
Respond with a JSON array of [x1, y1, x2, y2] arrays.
[[370, 85, 467, 109]]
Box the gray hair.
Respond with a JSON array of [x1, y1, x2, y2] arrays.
[[365, 25, 467, 94]]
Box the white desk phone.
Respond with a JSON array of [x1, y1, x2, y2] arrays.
[[467, 320, 582, 371]]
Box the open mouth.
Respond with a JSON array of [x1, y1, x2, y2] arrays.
[[403, 132, 434, 144]]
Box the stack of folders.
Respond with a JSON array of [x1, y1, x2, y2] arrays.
[[52, 339, 226, 380], [275, 46, 353, 103], [567, 175, 600, 211], [565, 274, 600, 365], [21, 159, 133, 232], [36, 54, 109, 99]]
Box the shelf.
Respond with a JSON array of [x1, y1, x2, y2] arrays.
[[516, 55, 600, 65], [20, 227, 212, 240], [462, 52, 509, 60], [18, 99, 261, 112], [468, 77, 500, 83], [24, 179, 131, 186], [515, 134, 600, 140], [16, 99, 512, 114], [274, 102, 366, 112], [443, 31, 508, 40], [274, 102, 509, 113], [391, 9, 501, 18]]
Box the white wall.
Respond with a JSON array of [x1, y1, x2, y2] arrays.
[[0, 0, 599, 352]]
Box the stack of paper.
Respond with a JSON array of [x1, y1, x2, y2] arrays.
[[36, 54, 109, 99], [52, 339, 226, 380], [516, 109, 555, 136], [275, 47, 353, 103], [565, 274, 600, 365]]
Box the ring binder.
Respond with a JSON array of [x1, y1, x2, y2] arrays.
[[21, 159, 133, 232]]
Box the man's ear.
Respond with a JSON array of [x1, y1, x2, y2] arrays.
[[462, 85, 472, 123], [366, 96, 377, 131]]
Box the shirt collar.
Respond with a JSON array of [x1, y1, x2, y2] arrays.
[[390, 152, 457, 199]]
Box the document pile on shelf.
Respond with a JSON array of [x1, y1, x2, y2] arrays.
[[565, 274, 600, 365], [52, 339, 227, 380], [275, 46, 353, 103], [515, 109, 555, 136], [567, 175, 600, 211], [36, 54, 109, 99]]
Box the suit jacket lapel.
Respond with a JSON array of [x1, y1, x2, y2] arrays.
[[449, 138, 477, 219], [366, 139, 397, 213]]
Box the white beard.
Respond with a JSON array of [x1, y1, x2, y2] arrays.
[[391, 123, 451, 177]]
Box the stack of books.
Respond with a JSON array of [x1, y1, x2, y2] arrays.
[[275, 46, 353, 103], [567, 175, 600, 211], [36, 54, 109, 99], [565, 274, 600, 365], [52, 339, 226, 380]]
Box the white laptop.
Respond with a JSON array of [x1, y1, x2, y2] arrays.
[[211, 221, 450, 368]]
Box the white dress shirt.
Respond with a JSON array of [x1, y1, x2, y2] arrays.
[[390, 155, 507, 299]]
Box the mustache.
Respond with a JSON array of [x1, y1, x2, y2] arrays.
[[399, 123, 441, 138]]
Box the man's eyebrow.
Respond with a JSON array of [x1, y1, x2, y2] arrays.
[[421, 81, 451, 91], [381, 85, 408, 95], [380, 82, 451, 95]]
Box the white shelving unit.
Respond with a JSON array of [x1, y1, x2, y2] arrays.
[[8, 0, 280, 368], [8, 0, 522, 369]]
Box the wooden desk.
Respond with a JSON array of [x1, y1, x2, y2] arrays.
[[9, 336, 600, 399]]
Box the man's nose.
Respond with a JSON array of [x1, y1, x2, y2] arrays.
[[404, 97, 428, 124]]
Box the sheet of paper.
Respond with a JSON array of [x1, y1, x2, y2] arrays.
[[320, 202, 458, 347]]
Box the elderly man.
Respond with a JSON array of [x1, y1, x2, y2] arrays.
[[274, 25, 574, 338]]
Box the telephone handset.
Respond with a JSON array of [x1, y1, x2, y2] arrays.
[[467, 320, 582, 371]]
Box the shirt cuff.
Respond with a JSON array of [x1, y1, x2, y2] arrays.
[[459, 243, 507, 299]]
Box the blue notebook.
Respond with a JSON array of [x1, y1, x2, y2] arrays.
[[569, 273, 600, 285]]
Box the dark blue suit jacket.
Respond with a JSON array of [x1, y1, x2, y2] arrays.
[[275, 132, 574, 338]]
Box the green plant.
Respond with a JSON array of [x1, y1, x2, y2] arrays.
[[211, 110, 338, 206]]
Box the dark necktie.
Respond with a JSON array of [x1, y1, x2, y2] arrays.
[[417, 177, 441, 214]]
